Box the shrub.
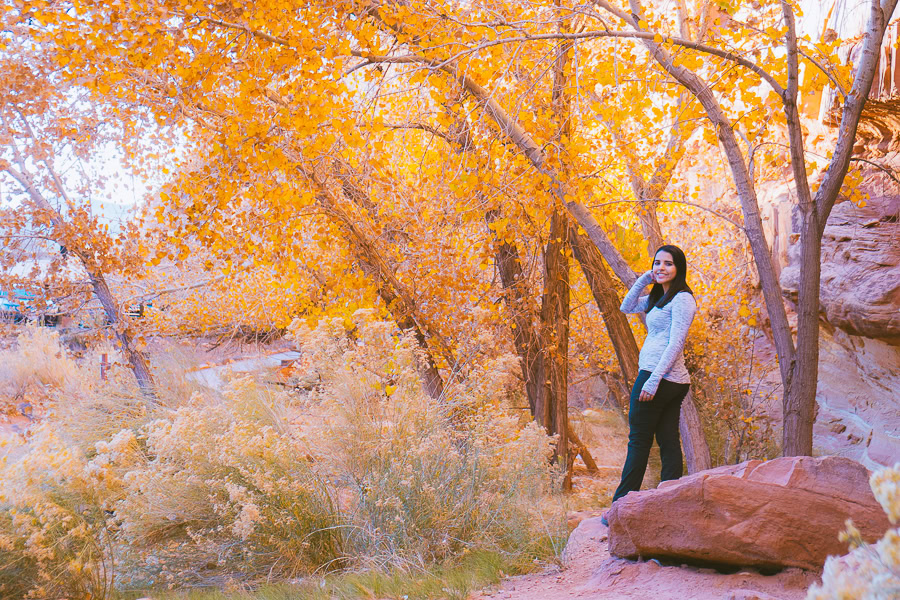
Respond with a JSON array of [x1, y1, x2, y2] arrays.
[[0, 312, 564, 596], [0, 326, 89, 416], [0, 425, 114, 600]]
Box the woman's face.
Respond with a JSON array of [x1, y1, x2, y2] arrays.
[[653, 250, 677, 285]]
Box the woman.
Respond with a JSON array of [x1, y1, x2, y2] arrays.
[[602, 244, 696, 526]]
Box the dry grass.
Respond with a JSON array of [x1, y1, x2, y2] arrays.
[[0, 316, 567, 598]]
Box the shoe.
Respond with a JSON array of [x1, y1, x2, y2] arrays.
[[600, 514, 609, 527]]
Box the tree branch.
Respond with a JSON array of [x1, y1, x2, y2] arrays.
[[814, 0, 900, 229], [122, 275, 228, 306], [779, 1, 815, 214]]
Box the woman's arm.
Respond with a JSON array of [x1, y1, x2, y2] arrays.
[[641, 292, 697, 397], [620, 271, 654, 314]]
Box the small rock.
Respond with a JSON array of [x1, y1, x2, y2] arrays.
[[727, 590, 782, 600]]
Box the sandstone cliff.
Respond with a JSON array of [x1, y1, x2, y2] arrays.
[[760, 1, 900, 467]]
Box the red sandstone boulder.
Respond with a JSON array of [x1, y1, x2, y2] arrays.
[[607, 456, 892, 571]]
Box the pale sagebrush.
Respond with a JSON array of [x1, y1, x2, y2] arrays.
[[291, 312, 565, 570], [1, 312, 564, 596]]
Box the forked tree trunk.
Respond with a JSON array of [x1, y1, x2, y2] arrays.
[[602, 0, 899, 456]]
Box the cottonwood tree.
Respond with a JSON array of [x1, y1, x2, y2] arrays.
[[26, 0, 717, 468], [0, 16, 155, 395], [33, 0, 870, 464], [590, 0, 899, 455], [351, 1, 717, 469]]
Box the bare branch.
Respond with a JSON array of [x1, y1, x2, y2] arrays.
[[381, 121, 456, 145], [815, 0, 900, 227], [194, 15, 291, 47], [779, 1, 814, 213], [122, 275, 228, 306], [14, 108, 76, 208], [588, 197, 746, 232], [849, 156, 900, 184]]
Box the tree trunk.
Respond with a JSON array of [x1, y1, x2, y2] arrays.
[[541, 209, 571, 489], [568, 424, 599, 473], [609, 0, 898, 456], [487, 209, 546, 417], [489, 210, 599, 471], [679, 390, 711, 473], [89, 270, 156, 397], [4, 163, 157, 396], [312, 176, 448, 400], [569, 225, 640, 402], [783, 208, 822, 455], [637, 201, 665, 256]]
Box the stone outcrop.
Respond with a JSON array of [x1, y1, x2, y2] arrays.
[[814, 327, 900, 468], [607, 456, 892, 571], [756, 162, 900, 468], [780, 192, 900, 343], [773, 186, 900, 468]]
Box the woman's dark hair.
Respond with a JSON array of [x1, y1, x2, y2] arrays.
[[646, 244, 693, 311]]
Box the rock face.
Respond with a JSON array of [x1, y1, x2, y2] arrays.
[[814, 327, 900, 468], [607, 456, 892, 572], [780, 192, 900, 343], [758, 172, 900, 467]]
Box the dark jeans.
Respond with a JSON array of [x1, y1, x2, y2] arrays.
[[612, 370, 690, 503]]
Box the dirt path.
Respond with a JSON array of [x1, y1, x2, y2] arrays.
[[473, 517, 820, 600]]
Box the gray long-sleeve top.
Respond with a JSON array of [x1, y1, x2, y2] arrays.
[[620, 271, 697, 396]]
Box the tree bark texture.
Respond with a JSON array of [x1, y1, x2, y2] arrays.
[[679, 390, 712, 473], [541, 209, 571, 489], [569, 225, 640, 404], [313, 176, 448, 400]]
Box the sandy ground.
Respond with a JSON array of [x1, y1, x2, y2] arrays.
[[472, 516, 820, 600]]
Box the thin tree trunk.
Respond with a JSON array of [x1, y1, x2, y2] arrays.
[[637, 202, 665, 256], [547, 9, 573, 489], [488, 211, 601, 471], [0, 157, 157, 397], [312, 175, 449, 400], [679, 390, 711, 473], [89, 271, 155, 396], [568, 424, 599, 472], [487, 210, 546, 417], [541, 209, 571, 489], [783, 211, 822, 455], [568, 225, 640, 403]]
